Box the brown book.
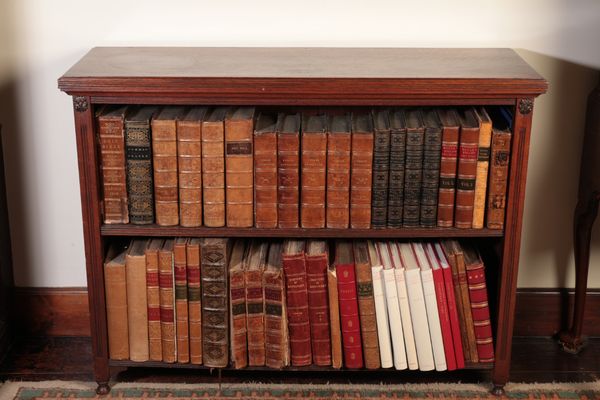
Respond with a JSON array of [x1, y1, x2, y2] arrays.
[[277, 113, 301, 228], [327, 259, 343, 369], [201, 238, 232, 368], [177, 107, 208, 227], [352, 241, 381, 369], [104, 243, 129, 360], [254, 113, 281, 228], [225, 107, 255, 227], [301, 114, 327, 228], [125, 239, 150, 361], [350, 113, 374, 228], [145, 239, 164, 361], [421, 109, 443, 227], [186, 238, 203, 364], [159, 239, 176, 363], [371, 109, 391, 228], [472, 107, 493, 229], [264, 242, 290, 369], [97, 106, 129, 224], [152, 107, 186, 226], [455, 109, 480, 228], [174, 238, 189, 363], [403, 109, 425, 227], [229, 240, 248, 369], [388, 109, 407, 228], [245, 241, 268, 366], [326, 114, 351, 228], [486, 108, 513, 230], [202, 107, 229, 227], [436, 109, 460, 227], [306, 240, 332, 366]]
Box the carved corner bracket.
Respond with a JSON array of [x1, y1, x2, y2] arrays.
[[518, 98, 533, 115], [73, 96, 89, 112]]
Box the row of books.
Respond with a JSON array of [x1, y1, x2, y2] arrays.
[[97, 105, 512, 230], [104, 237, 494, 370]]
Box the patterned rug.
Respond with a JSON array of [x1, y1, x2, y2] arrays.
[[0, 381, 599, 400]]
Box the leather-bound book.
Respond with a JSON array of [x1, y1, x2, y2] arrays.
[[254, 113, 281, 228], [202, 107, 229, 227], [326, 114, 351, 228], [186, 238, 203, 364], [421, 110, 443, 227], [352, 241, 381, 369], [327, 251, 343, 369], [229, 240, 248, 369], [125, 239, 149, 361], [152, 107, 186, 226], [277, 114, 301, 228], [264, 242, 290, 369], [486, 107, 513, 230], [177, 107, 208, 227], [104, 243, 129, 360], [403, 109, 425, 227], [301, 114, 327, 228], [388, 109, 407, 228], [334, 240, 363, 368], [463, 244, 495, 363], [455, 109, 480, 228], [159, 239, 176, 363], [97, 105, 130, 224], [305, 240, 332, 366], [145, 239, 164, 361], [174, 238, 189, 363], [472, 107, 493, 229], [371, 110, 391, 228], [225, 107, 256, 227], [350, 114, 374, 229], [245, 241, 268, 366], [125, 106, 159, 224], [282, 240, 312, 366], [436, 109, 460, 227], [201, 238, 232, 368]]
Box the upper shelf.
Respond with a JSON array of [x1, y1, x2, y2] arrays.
[[58, 47, 548, 104]]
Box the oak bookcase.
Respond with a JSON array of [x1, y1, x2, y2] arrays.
[[58, 47, 547, 395]]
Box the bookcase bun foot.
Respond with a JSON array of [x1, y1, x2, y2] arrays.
[[558, 331, 587, 354], [491, 384, 506, 397], [96, 382, 110, 395]]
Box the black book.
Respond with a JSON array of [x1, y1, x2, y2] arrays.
[[402, 109, 424, 227], [371, 110, 391, 228], [420, 109, 443, 227]]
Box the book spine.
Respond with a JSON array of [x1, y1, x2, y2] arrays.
[[254, 130, 278, 228], [282, 253, 312, 366], [152, 119, 179, 226], [326, 132, 351, 228], [246, 269, 266, 366], [174, 241, 189, 363], [403, 130, 424, 227], [486, 130, 512, 229], [472, 123, 493, 228], [404, 268, 434, 371], [225, 117, 254, 227], [125, 252, 149, 361], [104, 260, 129, 360], [229, 267, 247, 369], [447, 251, 470, 365], [437, 125, 460, 227], [336, 263, 364, 369], [98, 116, 129, 224], [277, 131, 300, 228], [371, 266, 393, 368], [466, 263, 495, 363], [301, 131, 327, 228], [328, 268, 343, 369], [383, 268, 407, 370], [177, 120, 203, 227], [264, 269, 286, 369], [394, 268, 418, 370], [456, 252, 478, 362], [387, 129, 406, 227], [350, 132, 374, 228], [371, 128, 390, 228], [145, 247, 162, 361], [432, 267, 457, 371], [421, 268, 447, 371], [421, 127, 442, 227], [455, 127, 479, 228], [159, 246, 176, 363], [355, 261, 380, 369], [306, 254, 332, 366], [125, 122, 154, 224], [186, 242, 202, 364], [201, 122, 226, 227], [442, 266, 465, 369]]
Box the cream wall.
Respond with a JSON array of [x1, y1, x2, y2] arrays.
[[0, 0, 599, 287]]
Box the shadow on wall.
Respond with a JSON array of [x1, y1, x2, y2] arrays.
[[516, 49, 599, 288]]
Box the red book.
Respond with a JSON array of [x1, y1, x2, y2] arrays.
[[455, 109, 480, 228], [282, 240, 312, 366], [334, 241, 363, 369], [305, 240, 332, 366]]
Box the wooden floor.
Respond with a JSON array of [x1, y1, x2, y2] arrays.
[[0, 336, 598, 383]]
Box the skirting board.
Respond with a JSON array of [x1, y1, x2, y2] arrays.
[[13, 287, 600, 338]]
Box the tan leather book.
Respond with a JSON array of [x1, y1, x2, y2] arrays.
[[159, 239, 176, 363], [145, 239, 164, 361], [350, 113, 374, 228], [264, 242, 290, 369], [225, 107, 256, 227], [301, 114, 327, 228], [186, 238, 202, 364], [277, 113, 301, 228], [125, 239, 150, 361], [472, 107, 493, 229], [152, 107, 186, 226], [104, 243, 129, 360], [229, 240, 248, 369], [328, 259, 343, 369], [254, 113, 281, 228], [202, 107, 229, 227], [326, 114, 351, 228], [245, 241, 268, 366], [174, 238, 189, 363], [177, 107, 208, 227]]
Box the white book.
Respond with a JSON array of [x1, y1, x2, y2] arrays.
[[367, 241, 393, 368], [398, 242, 435, 371], [413, 242, 447, 371], [376, 241, 407, 370], [388, 242, 419, 370]]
